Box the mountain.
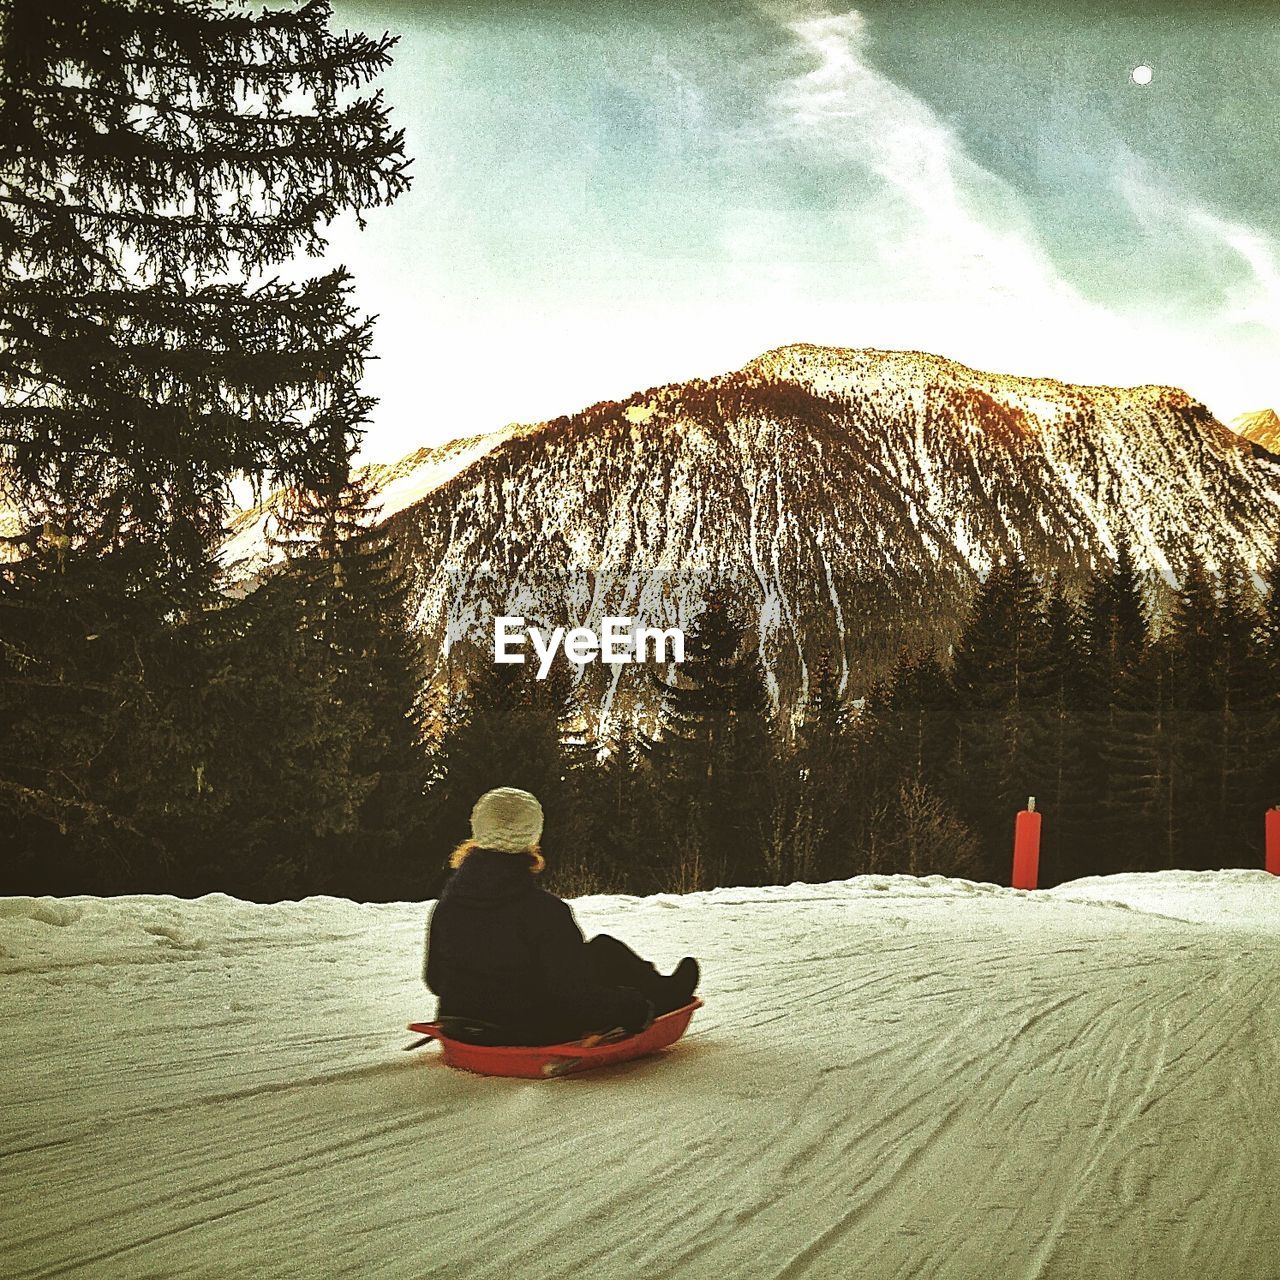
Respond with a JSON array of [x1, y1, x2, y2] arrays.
[[220, 423, 534, 584], [1231, 408, 1280, 455], [223, 344, 1280, 728]]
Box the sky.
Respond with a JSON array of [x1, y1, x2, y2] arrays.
[[316, 0, 1280, 462]]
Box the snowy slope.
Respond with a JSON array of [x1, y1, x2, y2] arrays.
[[3, 871, 1278, 1279], [218, 423, 531, 583], [1232, 408, 1280, 456]]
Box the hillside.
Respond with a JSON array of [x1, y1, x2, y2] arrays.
[[2, 871, 1278, 1278], [219, 424, 533, 584], [1232, 407, 1280, 455], [223, 346, 1280, 720]]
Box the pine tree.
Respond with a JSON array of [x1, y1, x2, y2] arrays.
[[268, 473, 431, 898], [578, 728, 659, 895], [1110, 558, 1247, 874], [0, 535, 200, 892], [192, 554, 358, 899], [848, 648, 979, 880], [1211, 566, 1271, 867], [870, 650, 956, 796], [1165, 561, 1221, 869], [647, 592, 778, 888], [1030, 577, 1088, 884], [1078, 540, 1151, 872], [1257, 552, 1280, 829], [846, 648, 958, 873], [1145, 562, 1270, 871], [0, 0, 409, 885], [1107, 631, 1174, 873], [949, 554, 1048, 881], [0, 0, 409, 567], [786, 650, 854, 881]]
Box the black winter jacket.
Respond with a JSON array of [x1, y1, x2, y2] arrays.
[[423, 848, 650, 1044]]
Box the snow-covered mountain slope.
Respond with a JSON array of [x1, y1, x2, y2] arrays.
[[2, 872, 1277, 1278], [222, 345, 1280, 715], [1232, 407, 1280, 455], [219, 422, 532, 581], [397, 346, 1280, 712]]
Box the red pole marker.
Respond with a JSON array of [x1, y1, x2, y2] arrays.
[[1012, 796, 1041, 890], [1267, 808, 1280, 877]]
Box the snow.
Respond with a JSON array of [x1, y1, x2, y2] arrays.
[[217, 427, 521, 582], [624, 402, 658, 425], [3, 871, 1278, 1278], [366, 435, 516, 524]]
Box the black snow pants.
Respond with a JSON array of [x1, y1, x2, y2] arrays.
[[434, 935, 692, 1046], [584, 934, 690, 1019]]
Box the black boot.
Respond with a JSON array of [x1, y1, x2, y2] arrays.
[[665, 957, 699, 1010]]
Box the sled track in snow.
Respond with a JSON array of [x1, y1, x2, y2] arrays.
[[1, 875, 1278, 1279]]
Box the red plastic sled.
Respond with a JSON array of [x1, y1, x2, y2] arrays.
[[407, 998, 703, 1079]]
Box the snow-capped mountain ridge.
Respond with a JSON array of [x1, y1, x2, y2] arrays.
[[748, 342, 1191, 401], [220, 421, 531, 581], [225, 344, 1280, 720], [1232, 408, 1280, 455], [746, 343, 1250, 450]]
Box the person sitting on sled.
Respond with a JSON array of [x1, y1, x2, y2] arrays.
[[424, 786, 700, 1046]]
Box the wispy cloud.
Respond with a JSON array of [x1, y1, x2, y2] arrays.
[[1112, 155, 1280, 412], [760, 7, 1092, 316], [1183, 210, 1280, 335]]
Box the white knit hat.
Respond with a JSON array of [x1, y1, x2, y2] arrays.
[[470, 787, 544, 853]]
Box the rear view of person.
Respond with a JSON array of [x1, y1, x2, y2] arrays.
[[424, 787, 700, 1045]]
